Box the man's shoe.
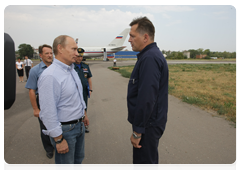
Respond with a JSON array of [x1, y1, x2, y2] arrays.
[[46, 152, 54, 159], [85, 129, 90, 133]]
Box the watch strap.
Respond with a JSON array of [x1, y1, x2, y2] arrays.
[[132, 132, 141, 139], [55, 136, 64, 144]]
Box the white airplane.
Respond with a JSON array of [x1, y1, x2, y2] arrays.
[[76, 28, 130, 59]]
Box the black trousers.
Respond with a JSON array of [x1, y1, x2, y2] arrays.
[[36, 95, 54, 153], [133, 126, 163, 164], [25, 66, 31, 79]]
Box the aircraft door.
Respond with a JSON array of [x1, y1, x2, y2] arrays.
[[103, 48, 107, 61]]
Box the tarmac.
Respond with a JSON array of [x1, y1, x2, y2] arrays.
[[4, 59, 236, 165]]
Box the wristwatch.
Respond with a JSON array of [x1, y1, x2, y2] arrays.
[[132, 132, 141, 139], [55, 136, 64, 144], [89, 90, 93, 92]]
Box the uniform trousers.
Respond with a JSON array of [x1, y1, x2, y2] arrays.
[[133, 126, 163, 164], [36, 95, 54, 153], [25, 66, 31, 79]]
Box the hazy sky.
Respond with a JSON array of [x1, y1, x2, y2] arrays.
[[3, 3, 237, 52]]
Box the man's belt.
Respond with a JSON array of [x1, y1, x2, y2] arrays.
[[61, 116, 85, 125]]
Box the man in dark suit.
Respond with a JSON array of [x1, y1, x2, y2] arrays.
[[127, 16, 169, 164]]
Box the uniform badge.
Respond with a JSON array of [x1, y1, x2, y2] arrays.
[[84, 73, 87, 78], [83, 68, 88, 73]]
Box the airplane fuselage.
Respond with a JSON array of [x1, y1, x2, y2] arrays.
[[81, 46, 126, 58], [76, 28, 130, 59]]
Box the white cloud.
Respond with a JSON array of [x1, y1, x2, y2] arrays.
[[4, 5, 154, 49], [143, 5, 195, 13], [162, 13, 171, 19], [165, 19, 182, 27]]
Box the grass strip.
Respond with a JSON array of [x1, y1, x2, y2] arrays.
[[109, 64, 236, 125]]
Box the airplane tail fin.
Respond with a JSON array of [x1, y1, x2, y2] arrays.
[[108, 28, 130, 47]]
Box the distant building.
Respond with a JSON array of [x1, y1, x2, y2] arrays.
[[183, 51, 190, 59], [108, 51, 139, 58], [196, 54, 207, 59], [33, 48, 40, 59], [210, 57, 217, 59]]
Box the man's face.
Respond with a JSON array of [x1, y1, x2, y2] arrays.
[[25, 56, 28, 59], [61, 37, 79, 65], [40, 47, 53, 64], [128, 24, 145, 52], [75, 54, 83, 64]]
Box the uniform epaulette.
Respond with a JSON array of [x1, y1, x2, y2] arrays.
[[82, 62, 89, 65]]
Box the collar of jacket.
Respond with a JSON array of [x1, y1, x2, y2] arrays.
[[74, 62, 82, 69], [137, 42, 157, 60]]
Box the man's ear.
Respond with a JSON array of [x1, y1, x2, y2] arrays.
[[143, 33, 149, 43], [57, 44, 63, 54]]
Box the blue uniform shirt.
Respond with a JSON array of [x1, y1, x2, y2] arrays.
[[127, 42, 168, 134], [74, 62, 92, 106], [25, 61, 47, 94], [38, 58, 86, 138]]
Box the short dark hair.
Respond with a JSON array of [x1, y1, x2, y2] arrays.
[[39, 44, 52, 54], [129, 16, 155, 41]]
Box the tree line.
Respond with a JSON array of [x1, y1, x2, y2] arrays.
[[15, 43, 34, 59], [162, 48, 236, 59]]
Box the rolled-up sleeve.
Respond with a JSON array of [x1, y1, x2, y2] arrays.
[[38, 74, 62, 138]]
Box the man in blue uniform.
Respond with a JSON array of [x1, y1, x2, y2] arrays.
[[127, 16, 169, 164], [74, 48, 92, 133], [25, 44, 54, 158]]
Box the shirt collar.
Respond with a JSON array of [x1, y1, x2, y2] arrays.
[[137, 42, 157, 60], [39, 61, 47, 68], [74, 62, 82, 69], [53, 58, 74, 72]]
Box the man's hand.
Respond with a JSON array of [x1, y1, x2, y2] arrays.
[[55, 137, 69, 154], [83, 114, 89, 127], [130, 132, 142, 148], [33, 108, 40, 117]]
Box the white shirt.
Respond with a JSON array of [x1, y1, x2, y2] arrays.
[[16, 61, 23, 69], [38, 58, 86, 138], [23, 59, 33, 67]]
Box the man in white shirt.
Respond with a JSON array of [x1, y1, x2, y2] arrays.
[[23, 55, 33, 80], [38, 35, 89, 164]]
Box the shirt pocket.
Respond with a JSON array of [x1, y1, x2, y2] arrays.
[[128, 78, 139, 97]]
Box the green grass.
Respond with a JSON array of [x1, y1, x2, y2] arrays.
[[108, 66, 134, 78], [109, 64, 236, 125]]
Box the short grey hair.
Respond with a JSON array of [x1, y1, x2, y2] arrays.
[[52, 35, 71, 55]]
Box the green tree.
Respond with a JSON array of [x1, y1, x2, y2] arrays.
[[203, 49, 211, 56], [197, 48, 204, 55], [188, 49, 198, 59], [177, 52, 184, 59], [231, 52, 236, 58], [18, 44, 34, 59]]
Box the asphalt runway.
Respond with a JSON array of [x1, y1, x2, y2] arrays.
[[4, 59, 236, 164]]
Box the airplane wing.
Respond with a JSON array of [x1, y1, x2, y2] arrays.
[[110, 46, 126, 51]]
